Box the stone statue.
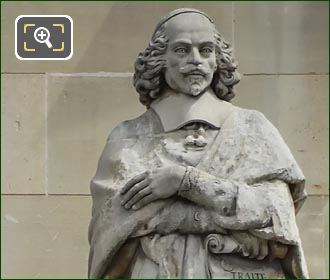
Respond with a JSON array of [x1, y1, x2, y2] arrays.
[[88, 8, 309, 279]]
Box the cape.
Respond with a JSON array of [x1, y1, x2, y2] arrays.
[[88, 107, 308, 278]]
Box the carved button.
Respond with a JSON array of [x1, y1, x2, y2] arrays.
[[223, 206, 229, 215], [194, 211, 201, 221], [148, 233, 154, 239], [216, 189, 226, 196]]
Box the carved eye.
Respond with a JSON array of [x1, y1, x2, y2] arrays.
[[175, 47, 187, 54], [200, 47, 213, 55]]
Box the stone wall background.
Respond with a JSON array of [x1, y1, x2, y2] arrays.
[[1, 1, 328, 278]]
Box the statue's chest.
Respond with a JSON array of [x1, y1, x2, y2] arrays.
[[158, 129, 219, 167]]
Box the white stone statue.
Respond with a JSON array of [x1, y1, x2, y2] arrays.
[[88, 8, 309, 279]]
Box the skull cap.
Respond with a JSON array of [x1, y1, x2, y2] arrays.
[[152, 8, 214, 39]]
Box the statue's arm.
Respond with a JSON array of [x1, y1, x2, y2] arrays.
[[177, 166, 271, 216], [120, 158, 301, 246], [131, 166, 297, 261], [175, 166, 301, 245], [120, 164, 287, 229], [177, 166, 298, 232]]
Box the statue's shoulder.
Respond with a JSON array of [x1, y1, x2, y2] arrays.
[[107, 109, 163, 141], [228, 106, 280, 139], [231, 106, 270, 126]]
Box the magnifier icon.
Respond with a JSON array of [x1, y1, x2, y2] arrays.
[[34, 27, 53, 48]]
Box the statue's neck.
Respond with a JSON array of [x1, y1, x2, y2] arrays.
[[150, 87, 236, 132]]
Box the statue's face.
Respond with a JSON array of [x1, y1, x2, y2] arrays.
[[163, 14, 217, 96]]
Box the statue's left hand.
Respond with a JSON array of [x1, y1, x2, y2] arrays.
[[120, 166, 186, 210], [231, 231, 288, 261]]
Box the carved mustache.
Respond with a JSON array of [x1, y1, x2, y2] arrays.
[[179, 65, 212, 76]]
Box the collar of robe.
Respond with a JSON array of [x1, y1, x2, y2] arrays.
[[150, 88, 236, 133]]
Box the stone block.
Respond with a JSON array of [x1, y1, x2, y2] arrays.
[[2, 1, 233, 73], [234, 75, 329, 195], [1, 195, 91, 278], [1, 74, 45, 194], [234, 2, 329, 74], [297, 195, 329, 278], [47, 75, 145, 194]]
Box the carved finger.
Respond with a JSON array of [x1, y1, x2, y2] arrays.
[[241, 245, 250, 257], [232, 232, 250, 257], [132, 194, 154, 210], [120, 171, 149, 194], [269, 241, 288, 261], [243, 235, 253, 257], [249, 236, 260, 259], [269, 241, 277, 261], [257, 239, 268, 260], [124, 188, 151, 209], [121, 179, 150, 206]]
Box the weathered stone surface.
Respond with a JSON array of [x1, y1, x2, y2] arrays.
[[89, 106, 308, 278], [89, 9, 311, 279], [1, 74, 45, 194]]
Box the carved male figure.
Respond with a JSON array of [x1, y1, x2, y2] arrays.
[[88, 8, 308, 279]]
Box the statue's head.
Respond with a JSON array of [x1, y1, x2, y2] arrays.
[[133, 8, 241, 107]]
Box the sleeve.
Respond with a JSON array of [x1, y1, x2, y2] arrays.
[[88, 123, 134, 278], [177, 166, 300, 245]]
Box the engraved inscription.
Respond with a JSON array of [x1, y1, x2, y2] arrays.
[[230, 271, 266, 279]]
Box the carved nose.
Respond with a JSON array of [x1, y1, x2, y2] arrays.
[[189, 48, 202, 65]]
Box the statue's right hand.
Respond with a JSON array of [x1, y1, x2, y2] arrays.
[[120, 166, 186, 210], [120, 170, 151, 209]]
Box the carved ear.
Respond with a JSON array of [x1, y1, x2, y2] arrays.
[[149, 89, 159, 99]]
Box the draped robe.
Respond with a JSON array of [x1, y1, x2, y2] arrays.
[[88, 106, 308, 279]]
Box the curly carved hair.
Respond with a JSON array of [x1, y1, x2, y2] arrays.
[[133, 20, 241, 107]]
